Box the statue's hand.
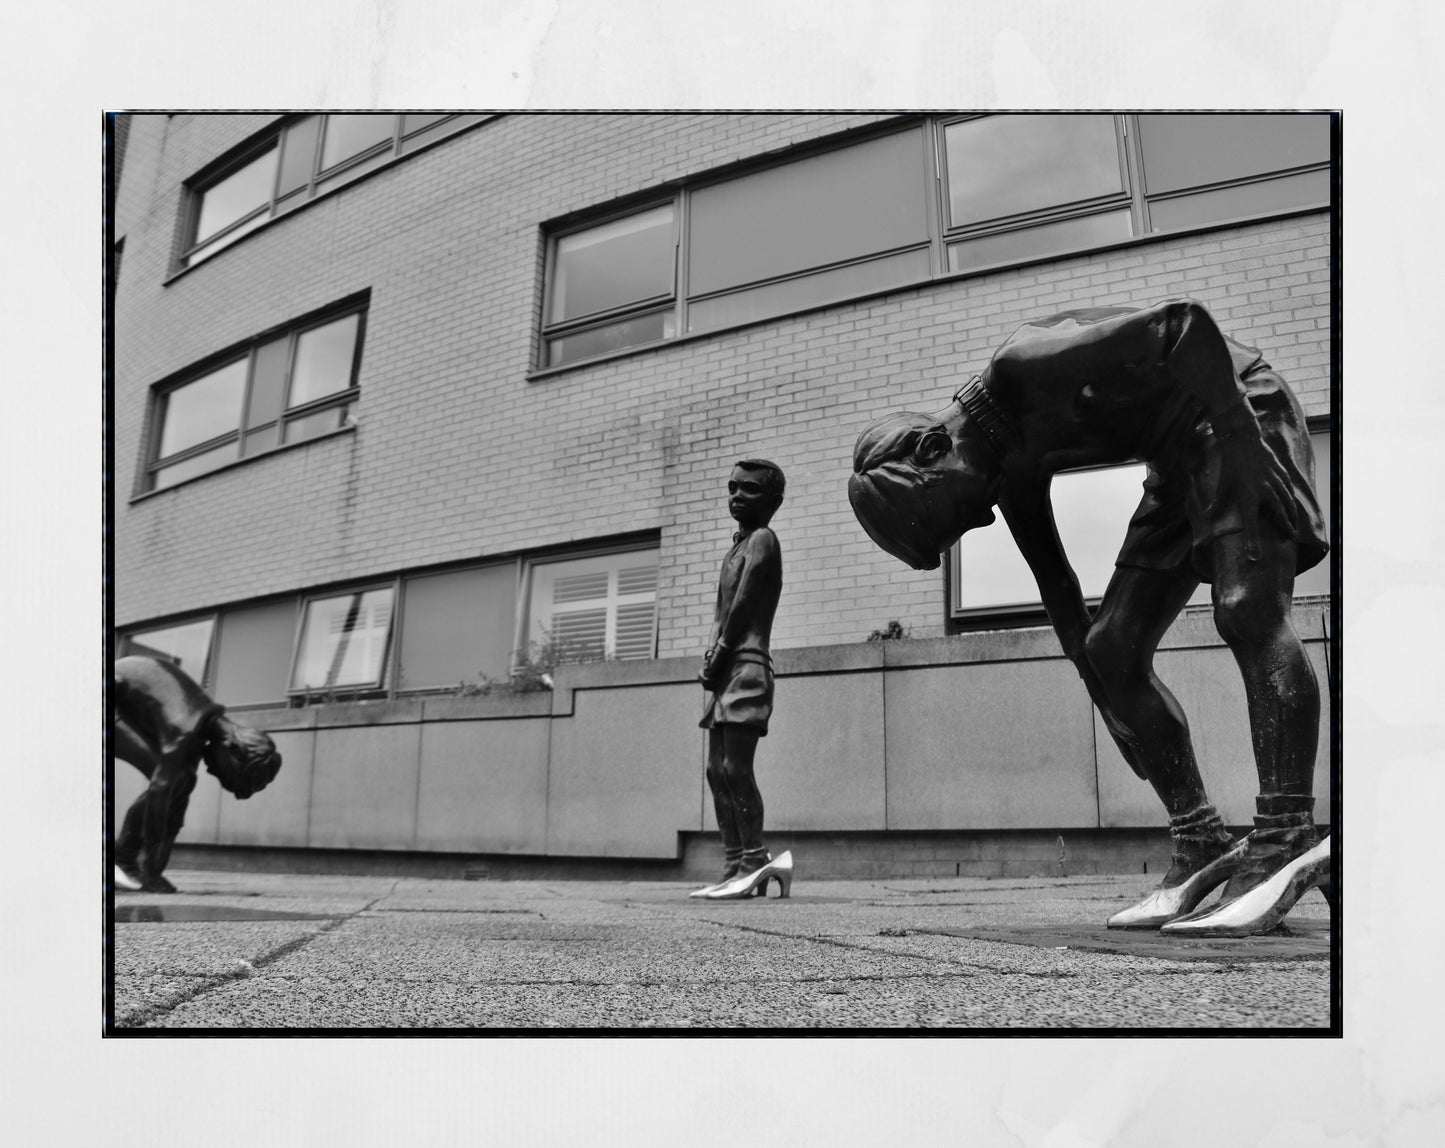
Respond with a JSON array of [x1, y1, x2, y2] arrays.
[[1208, 405, 1298, 560], [699, 646, 726, 691]]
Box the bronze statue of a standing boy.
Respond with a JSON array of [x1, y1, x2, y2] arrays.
[[692, 459, 794, 900]]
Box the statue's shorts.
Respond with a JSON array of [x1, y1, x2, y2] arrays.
[[699, 648, 774, 736], [1118, 363, 1329, 585]]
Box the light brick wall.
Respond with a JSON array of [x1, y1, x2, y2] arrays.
[[115, 114, 1332, 660]]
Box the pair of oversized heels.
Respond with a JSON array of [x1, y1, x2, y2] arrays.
[[689, 851, 794, 900], [1107, 834, 1332, 936]]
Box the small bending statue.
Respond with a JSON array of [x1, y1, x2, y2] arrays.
[[112, 655, 282, 893], [849, 299, 1331, 936], [691, 459, 795, 900]]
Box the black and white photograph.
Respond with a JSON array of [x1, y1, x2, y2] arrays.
[[7, 0, 1442, 1143], [106, 108, 1339, 1031]]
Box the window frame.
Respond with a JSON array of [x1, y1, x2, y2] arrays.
[[539, 199, 682, 368], [177, 114, 491, 272], [518, 541, 661, 666], [118, 613, 220, 690], [946, 423, 1335, 629], [286, 580, 400, 699], [141, 294, 368, 495], [535, 113, 1332, 372]]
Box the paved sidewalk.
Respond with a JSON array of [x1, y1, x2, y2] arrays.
[[110, 868, 1334, 1030]]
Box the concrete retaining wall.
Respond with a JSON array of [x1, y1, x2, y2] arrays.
[[117, 612, 1332, 860]]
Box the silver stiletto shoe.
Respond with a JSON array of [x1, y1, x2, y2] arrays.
[[704, 850, 794, 900], [1160, 835, 1331, 937], [1106, 840, 1243, 929]]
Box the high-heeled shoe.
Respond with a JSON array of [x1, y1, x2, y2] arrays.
[[1106, 838, 1243, 929], [1160, 835, 1331, 937], [688, 858, 745, 899], [704, 850, 793, 900]]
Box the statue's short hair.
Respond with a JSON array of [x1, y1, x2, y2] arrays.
[[848, 412, 949, 570], [735, 458, 786, 501]]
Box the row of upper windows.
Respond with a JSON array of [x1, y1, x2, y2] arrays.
[[178, 113, 490, 269], [119, 425, 1332, 697], [539, 113, 1331, 367], [119, 543, 661, 708]]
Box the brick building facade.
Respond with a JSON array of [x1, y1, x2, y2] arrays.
[[111, 113, 1335, 875]]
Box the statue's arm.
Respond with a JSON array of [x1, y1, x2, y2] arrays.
[[702, 530, 779, 687], [998, 479, 1092, 662]]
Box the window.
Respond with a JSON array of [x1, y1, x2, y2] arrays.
[[524, 548, 659, 662], [539, 114, 1331, 368], [181, 113, 489, 269], [120, 617, 217, 686], [144, 298, 366, 492], [397, 564, 518, 690], [950, 430, 1333, 620], [543, 204, 678, 366], [210, 600, 298, 708], [289, 586, 396, 694]]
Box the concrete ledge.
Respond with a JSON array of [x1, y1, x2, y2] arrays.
[[421, 692, 553, 722], [313, 698, 425, 727]]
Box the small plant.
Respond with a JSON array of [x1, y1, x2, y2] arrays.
[[866, 620, 910, 642], [453, 631, 612, 697]]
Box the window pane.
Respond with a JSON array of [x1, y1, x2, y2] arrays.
[[188, 210, 271, 265], [398, 565, 517, 689], [402, 113, 451, 135], [688, 127, 929, 297], [283, 404, 350, 444], [550, 205, 675, 324], [212, 600, 297, 707], [276, 116, 321, 197], [194, 147, 278, 243], [687, 247, 930, 334], [320, 114, 397, 170], [1138, 114, 1330, 195], [291, 588, 394, 690], [1147, 169, 1329, 233], [124, 618, 215, 685], [152, 441, 240, 490], [158, 359, 248, 458], [244, 336, 291, 430], [546, 309, 674, 366], [242, 425, 279, 455], [946, 209, 1134, 273], [289, 314, 360, 407], [944, 115, 1123, 228], [527, 549, 658, 660], [954, 465, 1149, 612]]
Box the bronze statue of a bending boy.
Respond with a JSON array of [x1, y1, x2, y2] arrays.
[[113, 656, 282, 893], [849, 299, 1331, 936], [691, 460, 794, 900]]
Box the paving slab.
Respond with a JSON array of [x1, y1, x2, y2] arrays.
[[109, 868, 1335, 1031]]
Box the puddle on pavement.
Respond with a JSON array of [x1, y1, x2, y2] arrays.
[[114, 904, 336, 923], [920, 919, 1331, 962]]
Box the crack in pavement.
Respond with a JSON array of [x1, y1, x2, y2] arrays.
[[113, 887, 398, 1030]]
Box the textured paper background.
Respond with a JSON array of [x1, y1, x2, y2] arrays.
[[9, 1, 1442, 1143]]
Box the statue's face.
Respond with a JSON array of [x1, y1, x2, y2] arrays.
[[728, 466, 779, 529], [850, 437, 998, 571]]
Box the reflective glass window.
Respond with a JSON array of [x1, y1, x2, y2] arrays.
[[157, 359, 248, 457], [212, 600, 298, 707], [289, 314, 360, 406], [943, 115, 1124, 227], [687, 127, 928, 296], [399, 565, 518, 689], [193, 147, 278, 244], [1138, 114, 1330, 195], [320, 115, 397, 170], [550, 205, 675, 324], [123, 618, 216, 685], [291, 588, 395, 691]]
